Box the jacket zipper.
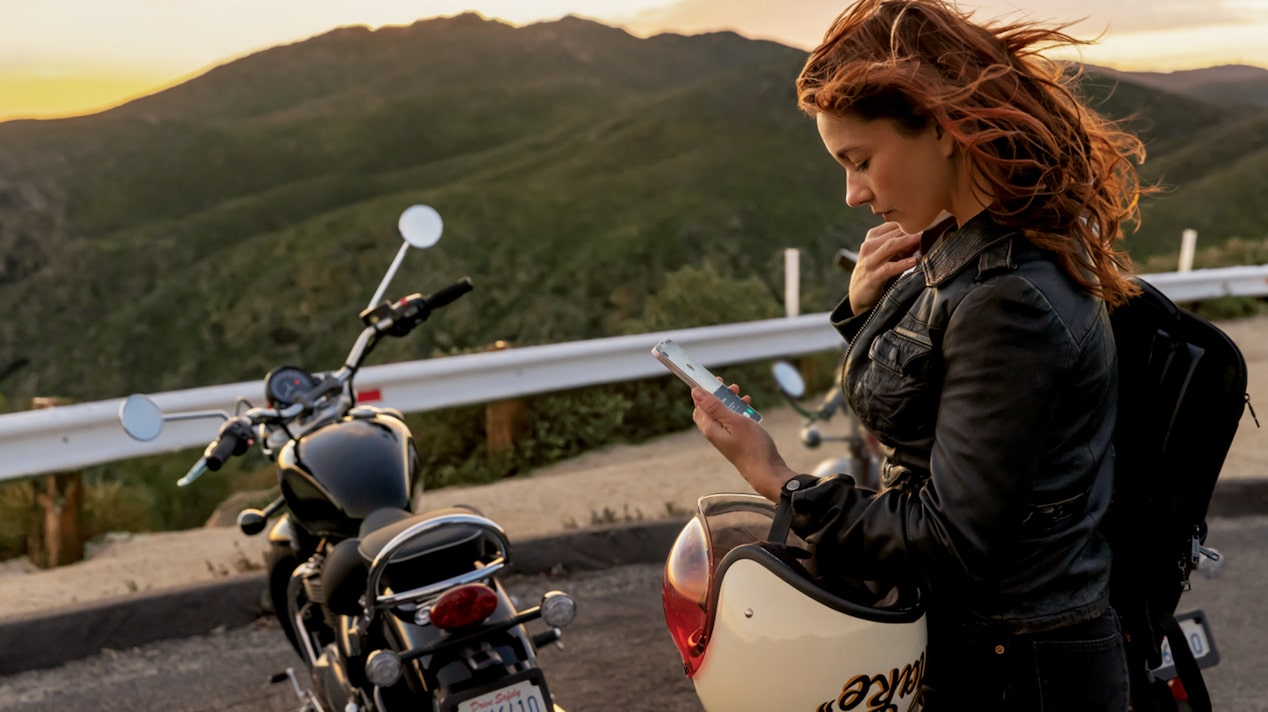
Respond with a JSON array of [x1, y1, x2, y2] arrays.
[[842, 270, 916, 368]]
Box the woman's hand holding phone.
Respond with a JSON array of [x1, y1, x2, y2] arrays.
[[651, 339, 761, 422], [690, 383, 797, 502], [651, 338, 794, 500]]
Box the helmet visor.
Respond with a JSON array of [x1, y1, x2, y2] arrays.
[[662, 494, 779, 675]]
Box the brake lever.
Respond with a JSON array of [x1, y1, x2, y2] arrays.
[[177, 458, 210, 487]]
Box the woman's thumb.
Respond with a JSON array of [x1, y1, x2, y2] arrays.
[[691, 388, 712, 407], [692, 388, 724, 417]]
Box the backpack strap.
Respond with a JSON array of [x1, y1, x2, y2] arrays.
[[769, 475, 817, 544], [1163, 615, 1211, 712]]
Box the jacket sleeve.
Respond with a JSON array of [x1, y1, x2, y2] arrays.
[[829, 294, 868, 343], [790, 275, 1077, 587]]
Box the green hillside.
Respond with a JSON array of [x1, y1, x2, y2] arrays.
[[1088, 63, 1268, 109], [0, 14, 1264, 410], [1135, 113, 1268, 247]]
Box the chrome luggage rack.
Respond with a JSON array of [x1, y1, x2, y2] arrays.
[[362, 513, 512, 617]]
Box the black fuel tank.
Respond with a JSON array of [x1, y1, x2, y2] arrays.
[[277, 410, 417, 538]]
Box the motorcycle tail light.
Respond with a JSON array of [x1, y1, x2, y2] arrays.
[[430, 583, 499, 630]]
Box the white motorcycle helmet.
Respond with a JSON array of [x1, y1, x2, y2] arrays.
[[663, 492, 927, 711]]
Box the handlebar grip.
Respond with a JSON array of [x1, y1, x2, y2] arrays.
[[383, 278, 474, 338], [202, 416, 253, 471], [203, 435, 238, 471], [426, 276, 473, 310]]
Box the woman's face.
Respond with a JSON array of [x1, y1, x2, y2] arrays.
[[816, 111, 959, 234]]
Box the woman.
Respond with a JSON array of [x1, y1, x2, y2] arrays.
[[690, 0, 1150, 708]]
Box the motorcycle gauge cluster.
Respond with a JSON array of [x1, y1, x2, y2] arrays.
[[265, 365, 318, 407]]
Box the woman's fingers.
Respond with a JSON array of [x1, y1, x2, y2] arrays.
[[857, 221, 906, 255], [872, 232, 921, 263], [847, 221, 923, 312]]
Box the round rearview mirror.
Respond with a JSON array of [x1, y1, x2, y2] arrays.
[[119, 394, 165, 441], [398, 205, 443, 249], [237, 508, 269, 536], [771, 360, 806, 399]]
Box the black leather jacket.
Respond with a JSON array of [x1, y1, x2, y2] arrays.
[[788, 212, 1117, 634]]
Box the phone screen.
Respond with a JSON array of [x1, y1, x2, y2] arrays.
[[652, 339, 762, 422]]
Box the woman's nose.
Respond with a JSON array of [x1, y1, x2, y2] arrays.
[[845, 173, 872, 208]]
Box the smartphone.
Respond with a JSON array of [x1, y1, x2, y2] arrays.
[[651, 338, 762, 422]]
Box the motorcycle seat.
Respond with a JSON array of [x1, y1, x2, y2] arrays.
[[321, 506, 495, 616], [356, 506, 489, 566]]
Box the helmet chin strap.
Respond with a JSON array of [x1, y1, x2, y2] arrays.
[[767, 476, 812, 545]]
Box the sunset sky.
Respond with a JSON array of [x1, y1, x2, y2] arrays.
[[4, 0, 1267, 121]]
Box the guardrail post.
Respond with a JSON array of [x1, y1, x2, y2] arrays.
[[784, 248, 801, 318], [1179, 229, 1198, 272], [27, 397, 85, 568], [485, 341, 529, 462]]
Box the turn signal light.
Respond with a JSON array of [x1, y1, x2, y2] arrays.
[[429, 583, 499, 630], [365, 649, 403, 687]]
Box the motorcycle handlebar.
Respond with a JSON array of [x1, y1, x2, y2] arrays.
[[164, 276, 471, 485], [375, 277, 474, 340], [425, 276, 473, 311], [203, 436, 237, 471], [400, 277, 474, 327], [203, 416, 254, 471]]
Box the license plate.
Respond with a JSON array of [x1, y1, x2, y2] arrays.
[[456, 679, 550, 712], [1153, 609, 1220, 681]]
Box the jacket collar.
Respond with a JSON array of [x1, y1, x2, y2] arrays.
[[919, 211, 1020, 287]]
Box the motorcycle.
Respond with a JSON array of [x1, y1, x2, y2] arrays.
[[771, 358, 883, 490], [118, 204, 575, 712]]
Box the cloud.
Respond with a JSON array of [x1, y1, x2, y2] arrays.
[[614, 0, 844, 47], [966, 0, 1258, 35], [613, 0, 1263, 50]]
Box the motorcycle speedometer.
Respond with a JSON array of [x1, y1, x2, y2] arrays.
[[265, 366, 317, 407]]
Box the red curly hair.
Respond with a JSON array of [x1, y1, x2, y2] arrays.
[[797, 0, 1152, 306]]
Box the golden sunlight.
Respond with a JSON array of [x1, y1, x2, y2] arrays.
[[0, 71, 175, 121], [3, 1, 1265, 122]]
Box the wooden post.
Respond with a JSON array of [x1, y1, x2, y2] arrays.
[[27, 397, 85, 568], [485, 341, 529, 463], [797, 355, 823, 396]]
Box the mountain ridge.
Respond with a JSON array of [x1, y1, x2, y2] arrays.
[[0, 14, 1263, 409]]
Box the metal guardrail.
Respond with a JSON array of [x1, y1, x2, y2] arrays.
[[0, 315, 842, 482], [1, 264, 1265, 483], [1140, 265, 1268, 302]]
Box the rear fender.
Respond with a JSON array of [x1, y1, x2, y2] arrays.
[[384, 583, 539, 694]]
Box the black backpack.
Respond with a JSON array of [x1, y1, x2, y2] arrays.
[[1107, 277, 1255, 712]]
